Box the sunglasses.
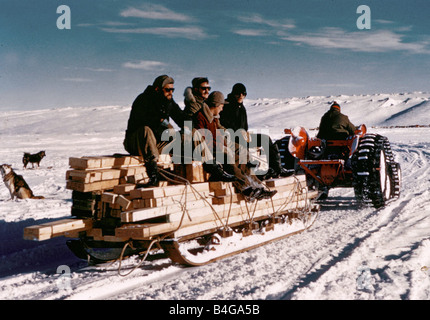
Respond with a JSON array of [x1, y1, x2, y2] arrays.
[[200, 86, 211, 91], [163, 88, 175, 93]]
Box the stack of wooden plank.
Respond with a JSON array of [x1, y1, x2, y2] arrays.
[[106, 174, 317, 241], [65, 154, 201, 218], [24, 154, 318, 242], [23, 218, 93, 241]]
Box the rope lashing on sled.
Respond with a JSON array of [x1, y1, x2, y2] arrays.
[[117, 238, 160, 277], [128, 155, 230, 231], [132, 154, 311, 226], [126, 156, 234, 234], [114, 165, 234, 276], [115, 156, 313, 275], [261, 175, 311, 221], [158, 168, 230, 233]]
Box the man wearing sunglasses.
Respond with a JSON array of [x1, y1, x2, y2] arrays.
[[220, 83, 293, 179], [181, 77, 240, 182], [123, 74, 186, 187], [183, 77, 211, 119]]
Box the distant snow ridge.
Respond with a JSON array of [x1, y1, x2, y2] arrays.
[[0, 92, 428, 137]]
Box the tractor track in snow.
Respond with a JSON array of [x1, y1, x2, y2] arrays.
[[103, 143, 429, 300], [281, 143, 430, 299]]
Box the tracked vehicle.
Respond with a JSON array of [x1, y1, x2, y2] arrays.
[[277, 124, 401, 208]]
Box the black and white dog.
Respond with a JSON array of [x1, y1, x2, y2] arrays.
[[23, 151, 46, 169], [0, 164, 44, 200]]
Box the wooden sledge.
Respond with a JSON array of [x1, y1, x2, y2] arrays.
[[24, 153, 320, 266]]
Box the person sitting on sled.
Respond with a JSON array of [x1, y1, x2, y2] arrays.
[[123, 75, 187, 187], [219, 83, 293, 179], [193, 91, 277, 201]]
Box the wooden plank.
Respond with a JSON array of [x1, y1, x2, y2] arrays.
[[116, 195, 132, 211], [208, 181, 235, 192], [211, 181, 304, 205], [114, 196, 316, 240], [120, 165, 147, 177], [24, 218, 93, 241], [66, 170, 101, 183], [125, 173, 148, 184], [87, 228, 104, 240], [172, 201, 310, 239], [264, 174, 306, 187], [132, 191, 210, 209], [185, 162, 207, 183], [66, 179, 120, 192], [68, 154, 172, 170], [121, 197, 211, 223], [115, 191, 317, 239], [130, 187, 165, 199], [101, 192, 117, 204], [69, 157, 102, 170], [130, 182, 210, 200], [113, 183, 137, 194], [115, 223, 176, 239], [170, 191, 318, 225], [122, 180, 317, 223], [212, 193, 243, 205]]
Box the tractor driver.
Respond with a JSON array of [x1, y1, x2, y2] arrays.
[[316, 102, 357, 141]]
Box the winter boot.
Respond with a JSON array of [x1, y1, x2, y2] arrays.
[[203, 163, 237, 182], [256, 188, 278, 200], [241, 186, 262, 202], [138, 158, 159, 188], [269, 144, 294, 178]]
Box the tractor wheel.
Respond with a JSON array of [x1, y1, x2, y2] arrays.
[[351, 134, 401, 208]]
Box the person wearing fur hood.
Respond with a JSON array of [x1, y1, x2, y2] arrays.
[[181, 78, 236, 183], [183, 77, 211, 120]]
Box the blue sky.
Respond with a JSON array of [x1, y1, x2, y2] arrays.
[[1, 0, 430, 111]]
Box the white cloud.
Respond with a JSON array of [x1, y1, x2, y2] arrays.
[[282, 28, 430, 54], [122, 60, 166, 71], [62, 77, 93, 82], [232, 29, 268, 37], [233, 13, 295, 38], [101, 26, 209, 40], [77, 21, 135, 28], [120, 5, 192, 22], [85, 67, 114, 72], [238, 14, 295, 30]]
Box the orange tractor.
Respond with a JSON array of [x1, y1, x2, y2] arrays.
[[276, 124, 401, 208]]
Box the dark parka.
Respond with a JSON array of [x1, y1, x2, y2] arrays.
[[219, 93, 248, 132], [317, 106, 356, 140], [125, 85, 185, 141]]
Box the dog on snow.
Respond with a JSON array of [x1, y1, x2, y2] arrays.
[[23, 151, 46, 169], [0, 164, 44, 200]]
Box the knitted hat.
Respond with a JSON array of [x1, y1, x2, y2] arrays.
[[330, 101, 340, 111], [192, 77, 209, 88], [207, 91, 229, 107], [231, 83, 247, 95], [153, 75, 174, 89]]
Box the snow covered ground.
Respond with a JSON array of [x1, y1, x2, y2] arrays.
[[0, 92, 429, 300]]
